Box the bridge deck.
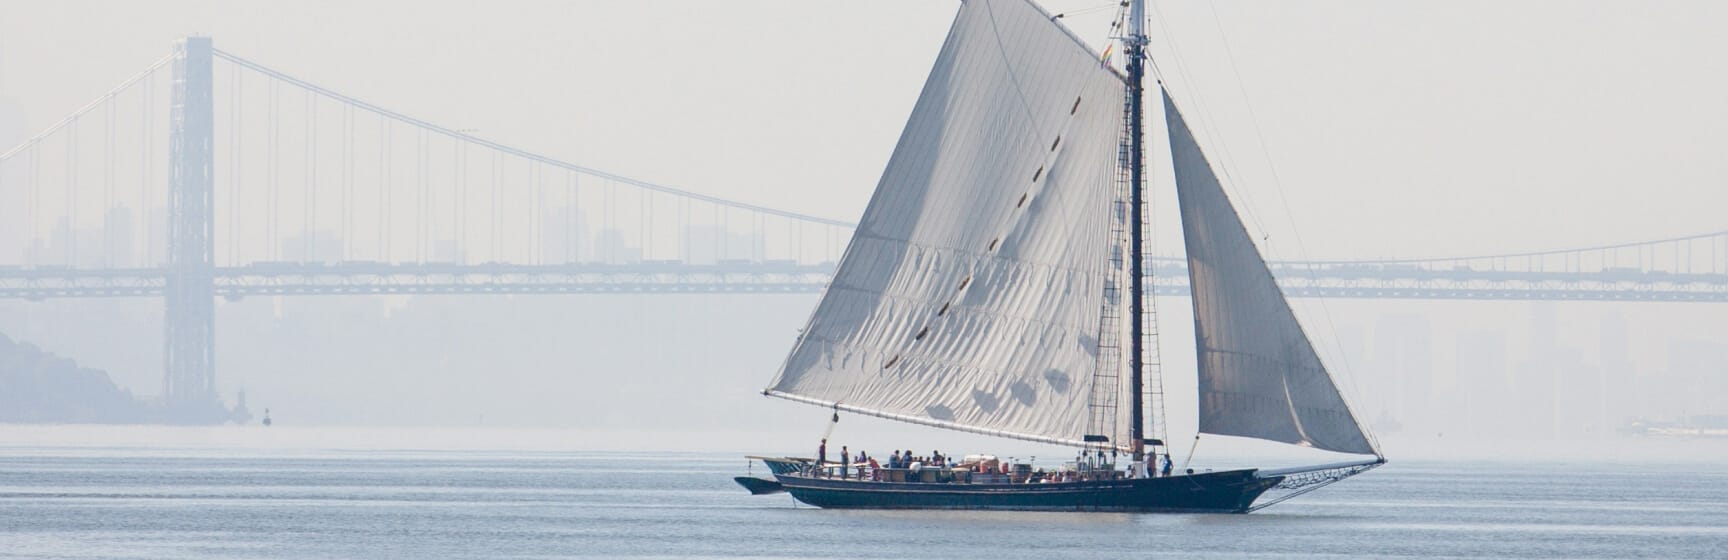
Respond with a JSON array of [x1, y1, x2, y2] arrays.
[[2, 262, 1724, 302]]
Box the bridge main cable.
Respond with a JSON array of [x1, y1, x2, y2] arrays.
[[1280, 229, 1728, 266], [0, 53, 175, 163], [211, 49, 856, 229]]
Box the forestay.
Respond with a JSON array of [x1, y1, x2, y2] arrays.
[[1164, 89, 1378, 456], [765, 0, 1128, 447]]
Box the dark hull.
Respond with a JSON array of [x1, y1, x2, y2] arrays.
[[733, 476, 786, 495], [773, 469, 1281, 513]]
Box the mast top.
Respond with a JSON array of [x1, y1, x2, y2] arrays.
[[1128, 0, 1147, 44]]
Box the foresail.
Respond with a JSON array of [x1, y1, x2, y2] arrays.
[[1164, 89, 1377, 456], [766, 0, 1128, 447]]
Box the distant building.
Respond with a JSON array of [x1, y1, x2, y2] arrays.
[[1371, 313, 1432, 434], [280, 230, 345, 263], [102, 206, 135, 269], [594, 228, 641, 264], [539, 205, 590, 264], [1455, 330, 1507, 437], [683, 225, 762, 265]]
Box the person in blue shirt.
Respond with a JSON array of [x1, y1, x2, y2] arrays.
[[839, 445, 850, 479]]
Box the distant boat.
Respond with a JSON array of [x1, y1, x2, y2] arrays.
[[741, 0, 1383, 513]]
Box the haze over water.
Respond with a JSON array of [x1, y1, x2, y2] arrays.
[[0, 427, 1724, 559]]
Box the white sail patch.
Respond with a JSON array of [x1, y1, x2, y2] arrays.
[[1164, 89, 1377, 456], [766, 0, 1128, 446]]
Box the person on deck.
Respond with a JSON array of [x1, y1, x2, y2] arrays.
[[817, 439, 827, 477], [1161, 454, 1174, 477], [867, 454, 882, 481], [839, 445, 850, 479], [857, 450, 869, 479]]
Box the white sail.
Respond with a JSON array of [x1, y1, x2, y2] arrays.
[[765, 0, 1129, 447], [1164, 89, 1378, 456]]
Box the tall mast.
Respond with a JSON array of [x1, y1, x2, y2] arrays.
[[1125, 0, 1149, 463]]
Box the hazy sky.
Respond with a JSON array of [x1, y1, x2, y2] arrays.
[[4, 0, 1724, 258], [1, 1, 1725, 458]]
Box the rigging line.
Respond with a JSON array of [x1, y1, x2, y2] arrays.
[[1144, 0, 1270, 239], [1133, 6, 1189, 451], [1201, 2, 1377, 451], [982, 0, 1052, 140], [211, 50, 851, 228], [1054, 3, 1122, 19], [904, 9, 1124, 395], [1204, 0, 1294, 238], [1181, 434, 1199, 472], [1151, 3, 1376, 451], [1124, 3, 1174, 451]]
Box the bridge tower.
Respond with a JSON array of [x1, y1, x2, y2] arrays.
[[163, 36, 219, 421]]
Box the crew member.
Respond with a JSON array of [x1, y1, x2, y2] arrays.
[[839, 445, 850, 479], [817, 438, 827, 477]]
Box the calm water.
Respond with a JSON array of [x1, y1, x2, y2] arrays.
[[1, 447, 1725, 559]]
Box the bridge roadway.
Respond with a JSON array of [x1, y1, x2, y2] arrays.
[[2, 261, 1724, 302]]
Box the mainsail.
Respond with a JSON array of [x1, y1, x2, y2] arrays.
[[1164, 89, 1378, 456], [765, 0, 1129, 447]]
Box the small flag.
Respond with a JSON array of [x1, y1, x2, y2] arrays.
[[1101, 44, 1115, 63]]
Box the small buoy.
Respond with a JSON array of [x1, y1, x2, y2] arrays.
[[262, 408, 273, 427]]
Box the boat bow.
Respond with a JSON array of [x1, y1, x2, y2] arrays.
[[1248, 456, 1386, 512]]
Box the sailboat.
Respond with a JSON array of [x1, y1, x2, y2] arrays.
[[741, 0, 1384, 513]]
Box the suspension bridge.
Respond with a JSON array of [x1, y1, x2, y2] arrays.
[[2, 38, 1725, 421]]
